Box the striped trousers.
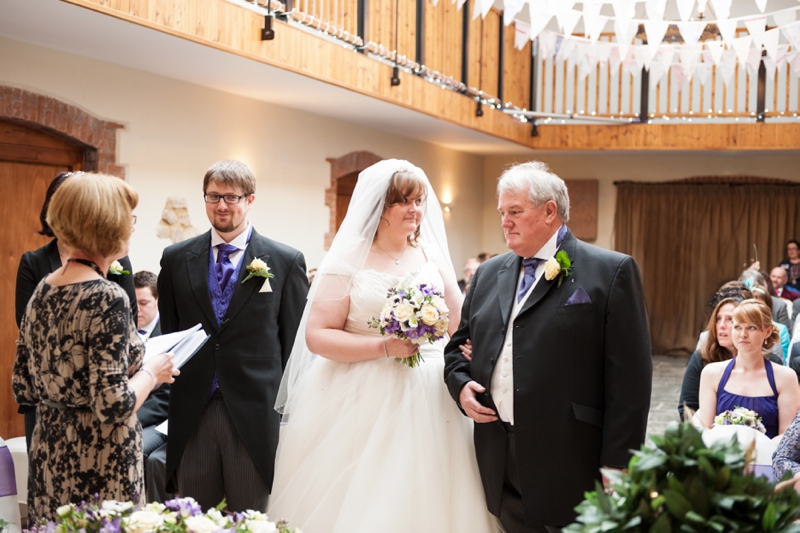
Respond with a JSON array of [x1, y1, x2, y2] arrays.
[[177, 393, 269, 512]]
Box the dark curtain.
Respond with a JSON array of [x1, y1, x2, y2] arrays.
[[614, 181, 800, 354]]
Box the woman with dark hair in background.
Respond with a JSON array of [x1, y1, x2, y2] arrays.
[[14, 172, 138, 450]]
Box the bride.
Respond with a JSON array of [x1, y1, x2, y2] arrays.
[[268, 160, 497, 532]]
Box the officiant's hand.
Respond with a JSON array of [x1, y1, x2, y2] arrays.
[[384, 337, 419, 359], [145, 352, 180, 385], [459, 381, 498, 423]]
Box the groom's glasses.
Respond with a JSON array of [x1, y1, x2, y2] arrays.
[[204, 194, 247, 204]]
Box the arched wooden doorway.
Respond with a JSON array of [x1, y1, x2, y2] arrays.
[[324, 151, 382, 249], [0, 86, 123, 439]]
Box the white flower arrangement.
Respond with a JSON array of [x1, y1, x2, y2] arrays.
[[713, 406, 767, 434]]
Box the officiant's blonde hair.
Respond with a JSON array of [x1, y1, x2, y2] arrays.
[[47, 172, 138, 259]]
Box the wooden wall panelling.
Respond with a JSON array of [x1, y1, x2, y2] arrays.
[[367, 0, 416, 61], [423, 0, 462, 80], [467, 5, 500, 97], [502, 28, 530, 109], [563, 179, 598, 241]]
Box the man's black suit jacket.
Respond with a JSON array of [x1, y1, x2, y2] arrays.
[[137, 320, 170, 429], [15, 238, 137, 326], [444, 230, 652, 526], [157, 229, 308, 492]]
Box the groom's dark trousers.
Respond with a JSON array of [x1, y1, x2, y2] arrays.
[[158, 228, 307, 511], [445, 229, 652, 530]]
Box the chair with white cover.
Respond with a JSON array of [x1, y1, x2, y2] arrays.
[[0, 437, 22, 533], [702, 425, 777, 479]]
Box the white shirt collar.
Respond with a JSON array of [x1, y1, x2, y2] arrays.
[[210, 220, 252, 251], [531, 225, 563, 262], [140, 314, 160, 336]]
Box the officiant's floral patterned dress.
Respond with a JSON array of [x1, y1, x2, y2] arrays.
[[13, 278, 145, 523]]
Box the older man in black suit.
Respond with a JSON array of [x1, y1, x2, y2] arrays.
[[158, 160, 308, 511], [444, 161, 652, 532]]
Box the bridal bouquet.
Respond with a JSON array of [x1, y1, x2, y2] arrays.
[[25, 496, 299, 533], [368, 282, 449, 368], [713, 406, 767, 434]]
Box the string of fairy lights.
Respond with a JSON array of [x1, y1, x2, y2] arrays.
[[229, 0, 800, 125]]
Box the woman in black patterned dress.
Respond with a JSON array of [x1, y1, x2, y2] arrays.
[[13, 173, 178, 523]]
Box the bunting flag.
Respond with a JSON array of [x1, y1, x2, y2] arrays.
[[679, 44, 701, 80], [614, 19, 638, 60], [762, 27, 780, 62], [710, 0, 731, 20], [609, 45, 623, 73], [650, 59, 665, 82], [503, 0, 526, 25], [762, 56, 776, 80], [744, 16, 768, 48], [587, 15, 610, 42], [658, 43, 675, 71], [514, 20, 530, 49], [746, 48, 761, 76], [755, 0, 768, 14], [472, 0, 494, 20], [644, 20, 669, 47], [676, 0, 695, 22], [557, 9, 582, 36], [781, 20, 800, 49], [716, 19, 738, 47], [695, 62, 713, 85], [772, 9, 796, 29], [611, 0, 636, 20], [731, 35, 753, 67], [672, 63, 686, 89], [677, 21, 706, 46], [539, 30, 558, 59], [645, 0, 667, 21], [719, 49, 738, 86], [706, 40, 724, 65], [457, 0, 467, 10]]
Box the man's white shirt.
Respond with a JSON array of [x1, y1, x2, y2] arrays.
[[210, 220, 252, 269], [490, 228, 562, 425], [138, 313, 160, 342]]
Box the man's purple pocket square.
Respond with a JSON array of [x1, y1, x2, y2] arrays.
[[565, 287, 591, 305]]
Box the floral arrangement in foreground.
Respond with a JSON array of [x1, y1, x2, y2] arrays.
[[564, 421, 800, 533], [714, 406, 767, 434], [24, 497, 299, 533], [368, 282, 449, 367]]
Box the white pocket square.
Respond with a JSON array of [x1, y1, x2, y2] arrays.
[[259, 279, 273, 293]]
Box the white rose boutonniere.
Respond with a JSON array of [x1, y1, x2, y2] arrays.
[[242, 258, 275, 292], [543, 250, 573, 288], [108, 260, 130, 276]]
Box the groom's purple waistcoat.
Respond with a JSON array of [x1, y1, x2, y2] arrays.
[[207, 245, 244, 326]]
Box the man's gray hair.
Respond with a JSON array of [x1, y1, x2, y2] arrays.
[[497, 161, 570, 222]]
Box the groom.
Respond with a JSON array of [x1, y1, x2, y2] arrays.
[[444, 162, 652, 532], [158, 160, 308, 511]]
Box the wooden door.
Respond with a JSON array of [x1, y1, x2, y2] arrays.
[[335, 172, 358, 232], [0, 119, 86, 439]]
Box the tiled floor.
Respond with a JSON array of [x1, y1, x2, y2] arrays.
[[646, 354, 688, 438]]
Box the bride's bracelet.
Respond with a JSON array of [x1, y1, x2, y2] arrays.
[[383, 339, 389, 358]]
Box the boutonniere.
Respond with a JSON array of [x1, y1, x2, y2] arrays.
[[242, 258, 274, 286], [544, 250, 573, 288], [108, 260, 130, 276]]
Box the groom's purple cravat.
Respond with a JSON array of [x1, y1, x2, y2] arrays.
[[214, 243, 239, 290], [518, 257, 543, 303]]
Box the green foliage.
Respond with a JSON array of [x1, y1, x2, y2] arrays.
[[564, 422, 800, 533], [0, 519, 9, 533]]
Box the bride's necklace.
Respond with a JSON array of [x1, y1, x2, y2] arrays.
[[375, 243, 407, 265]]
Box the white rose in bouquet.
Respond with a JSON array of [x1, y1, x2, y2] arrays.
[[183, 515, 219, 533], [246, 519, 278, 533], [393, 302, 415, 322], [126, 511, 164, 533], [420, 303, 439, 326]]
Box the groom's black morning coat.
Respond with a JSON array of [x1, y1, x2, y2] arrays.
[[157, 228, 308, 492], [444, 229, 652, 526]]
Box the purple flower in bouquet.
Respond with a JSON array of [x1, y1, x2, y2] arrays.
[[164, 497, 203, 518], [368, 282, 450, 368]]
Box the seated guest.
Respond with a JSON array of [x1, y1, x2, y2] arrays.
[[457, 257, 479, 295], [773, 412, 800, 487], [134, 271, 171, 502], [780, 240, 800, 292], [772, 267, 800, 302], [13, 173, 178, 523], [751, 287, 792, 363], [740, 270, 791, 331], [15, 171, 138, 450], [698, 299, 800, 439], [679, 284, 748, 420]]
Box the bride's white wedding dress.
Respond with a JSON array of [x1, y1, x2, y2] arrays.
[[268, 261, 497, 532]]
